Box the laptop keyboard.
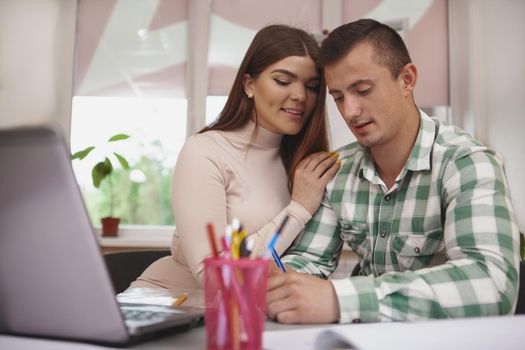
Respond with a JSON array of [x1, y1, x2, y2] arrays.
[[122, 309, 172, 322], [120, 305, 185, 326]]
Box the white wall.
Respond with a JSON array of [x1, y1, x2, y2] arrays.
[[449, 0, 525, 232], [327, 97, 356, 150], [483, 0, 525, 233], [0, 0, 76, 140]]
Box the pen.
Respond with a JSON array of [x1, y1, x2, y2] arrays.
[[221, 236, 230, 257], [275, 215, 289, 235], [239, 235, 253, 257], [263, 215, 289, 259], [250, 215, 290, 259], [231, 232, 241, 260], [271, 247, 286, 272]]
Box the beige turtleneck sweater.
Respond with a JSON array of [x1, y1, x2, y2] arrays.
[[132, 120, 312, 289]]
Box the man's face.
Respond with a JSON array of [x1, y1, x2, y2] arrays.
[[324, 42, 414, 152]]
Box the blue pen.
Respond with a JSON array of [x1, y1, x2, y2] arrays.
[[271, 248, 286, 272], [264, 216, 289, 270]]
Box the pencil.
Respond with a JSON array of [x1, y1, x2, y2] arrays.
[[231, 296, 240, 350], [173, 293, 188, 306], [207, 223, 219, 257]]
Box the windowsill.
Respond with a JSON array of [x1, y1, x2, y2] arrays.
[[95, 225, 354, 251], [96, 225, 173, 249]]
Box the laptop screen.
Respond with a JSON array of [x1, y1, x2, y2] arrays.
[[0, 127, 129, 343]]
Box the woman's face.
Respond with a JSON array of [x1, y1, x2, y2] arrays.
[[243, 55, 320, 135]]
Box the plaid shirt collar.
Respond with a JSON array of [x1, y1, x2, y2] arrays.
[[358, 110, 437, 187]]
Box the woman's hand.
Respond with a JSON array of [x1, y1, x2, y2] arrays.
[[291, 152, 340, 215]]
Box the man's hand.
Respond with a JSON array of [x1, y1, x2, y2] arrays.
[[268, 261, 286, 276], [266, 269, 340, 324]]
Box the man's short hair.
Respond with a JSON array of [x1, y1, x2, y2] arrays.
[[319, 19, 412, 79]]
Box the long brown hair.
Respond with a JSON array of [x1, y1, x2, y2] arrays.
[[200, 24, 329, 191]]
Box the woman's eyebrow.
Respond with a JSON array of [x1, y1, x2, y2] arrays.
[[271, 69, 297, 79], [271, 69, 320, 82]]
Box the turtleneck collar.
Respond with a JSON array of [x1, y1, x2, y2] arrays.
[[226, 119, 283, 149]]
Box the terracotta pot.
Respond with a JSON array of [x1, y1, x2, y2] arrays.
[[101, 217, 120, 237]]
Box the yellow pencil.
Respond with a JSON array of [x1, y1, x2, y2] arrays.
[[173, 293, 188, 306]]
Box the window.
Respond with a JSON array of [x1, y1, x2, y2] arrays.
[[71, 0, 323, 229], [72, 0, 188, 227], [71, 0, 449, 230], [70, 96, 185, 225]]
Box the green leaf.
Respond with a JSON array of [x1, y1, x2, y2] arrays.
[[103, 157, 113, 169], [71, 146, 95, 160], [114, 152, 130, 169], [108, 134, 130, 142], [91, 158, 113, 188]]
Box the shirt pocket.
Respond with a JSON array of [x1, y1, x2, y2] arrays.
[[392, 229, 444, 271], [340, 222, 370, 261]]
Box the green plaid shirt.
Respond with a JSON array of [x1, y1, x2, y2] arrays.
[[282, 111, 520, 323]]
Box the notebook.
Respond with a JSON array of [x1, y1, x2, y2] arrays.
[[0, 126, 204, 346]]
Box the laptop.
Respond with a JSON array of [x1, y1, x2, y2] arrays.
[[0, 126, 204, 346]]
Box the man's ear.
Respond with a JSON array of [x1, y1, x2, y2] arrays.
[[400, 63, 417, 96], [242, 73, 254, 98]]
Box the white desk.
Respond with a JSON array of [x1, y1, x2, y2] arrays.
[[2, 315, 525, 350], [0, 321, 310, 350]]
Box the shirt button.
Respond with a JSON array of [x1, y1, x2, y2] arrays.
[[385, 195, 391, 201], [414, 247, 421, 254], [380, 231, 386, 238], [352, 319, 361, 324]]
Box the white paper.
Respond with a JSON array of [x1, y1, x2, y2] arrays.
[[117, 288, 175, 306], [264, 315, 525, 350], [116, 287, 205, 309]]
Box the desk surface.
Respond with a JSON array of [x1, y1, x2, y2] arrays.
[[0, 321, 314, 350], [2, 288, 524, 349], [3, 315, 525, 350], [0, 288, 316, 350]]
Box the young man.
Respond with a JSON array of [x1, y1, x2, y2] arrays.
[[266, 19, 520, 324]]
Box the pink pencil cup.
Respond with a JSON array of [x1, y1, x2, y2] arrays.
[[204, 257, 269, 350]]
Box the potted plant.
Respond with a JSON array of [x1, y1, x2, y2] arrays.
[[72, 134, 131, 237]]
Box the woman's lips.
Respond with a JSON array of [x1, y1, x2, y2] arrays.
[[282, 108, 304, 120]]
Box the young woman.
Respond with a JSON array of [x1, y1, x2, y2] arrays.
[[131, 24, 340, 289]]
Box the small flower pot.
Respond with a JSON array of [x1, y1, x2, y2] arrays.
[[101, 217, 120, 237]]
